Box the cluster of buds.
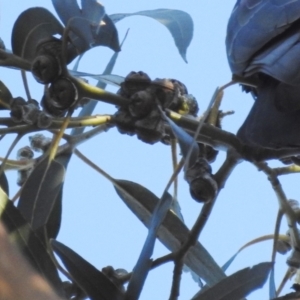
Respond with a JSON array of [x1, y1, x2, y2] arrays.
[[16, 146, 34, 186], [114, 71, 199, 144], [16, 134, 52, 186], [10, 97, 52, 128]]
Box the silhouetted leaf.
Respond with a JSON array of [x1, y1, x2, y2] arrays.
[[269, 268, 276, 300], [70, 71, 124, 87], [110, 9, 193, 62], [0, 38, 5, 50], [163, 112, 199, 168], [12, 7, 63, 60], [44, 152, 72, 239], [0, 188, 62, 293], [192, 262, 272, 300], [222, 253, 239, 272], [18, 158, 65, 231], [51, 240, 124, 300], [114, 179, 226, 286], [0, 80, 12, 110], [272, 292, 300, 299], [0, 171, 9, 196], [52, 0, 120, 53], [126, 192, 172, 300], [94, 15, 120, 52], [170, 196, 184, 222]]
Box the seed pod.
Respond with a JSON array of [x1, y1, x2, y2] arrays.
[[10, 97, 27, 122], [37, 111, 52, 128], [29, 133, 52, 153], [16, 146, 34, 187], [102, 266, 127, 292], [287, 249, 300, 269], [185, 158, 218, 203], [288, 199, 300, 225], [128, 90, 154, 119], [21, 99, 40, 124], [31, 38, 64, 84], [276, 239, 291, 255], [42, 77, 77, 116], [179, 94, 199, 117], [135, 107, 165, 144], [152, 78, 177, 109], [17, 146, 34, 160], [31, 54, 61, 84], [114, 108, 136, 136], [62, 281, 86, 300], [118, 71, 151, 98]]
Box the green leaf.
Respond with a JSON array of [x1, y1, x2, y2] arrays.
[[18, 158, 66, 231], [125, 192, 172, 300], [0, 188, 62, 293], [114, 179, 226, 286], [0, 80, 12, 110], [51, 240, 124, 300], [110, 9, 193, 62], [192, 262, 273, 300]]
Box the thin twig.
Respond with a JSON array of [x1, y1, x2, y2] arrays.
[[0, 134, 23, 177], [169, 259, 184, 300], [120, 253, 174, 284], [272, 210, 284, 263], [276, 267, 295, 296], [21, 70, 31, 101], [171, 139, 178, 198], [274, 165, 300, 176], [256, 162, 300, 250]]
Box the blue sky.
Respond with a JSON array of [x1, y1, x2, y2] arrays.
[[0, 1, 298, 299]]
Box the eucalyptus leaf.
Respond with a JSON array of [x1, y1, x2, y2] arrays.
[[0, 80, 12, 110], [18, 158, 66, 231], [109, 9, 193, 62], [0, 188, 62, 293], [70, 71, 124, 87], [125, 192, 172, 300], [269, 268, 276, 300], [192, 262, 273, 300], [45, 152, 72, 239], [12, 7, 64, 60], [113, 179, 226, 286], [52, 0, 120, 53], [51, 240, 124, 300], [222, 253, 239, 272], [163, 112, 199, 169], [0, 38, 5, 50]]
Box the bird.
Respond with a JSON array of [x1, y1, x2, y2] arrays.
[[226, 0, 300, 149]]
